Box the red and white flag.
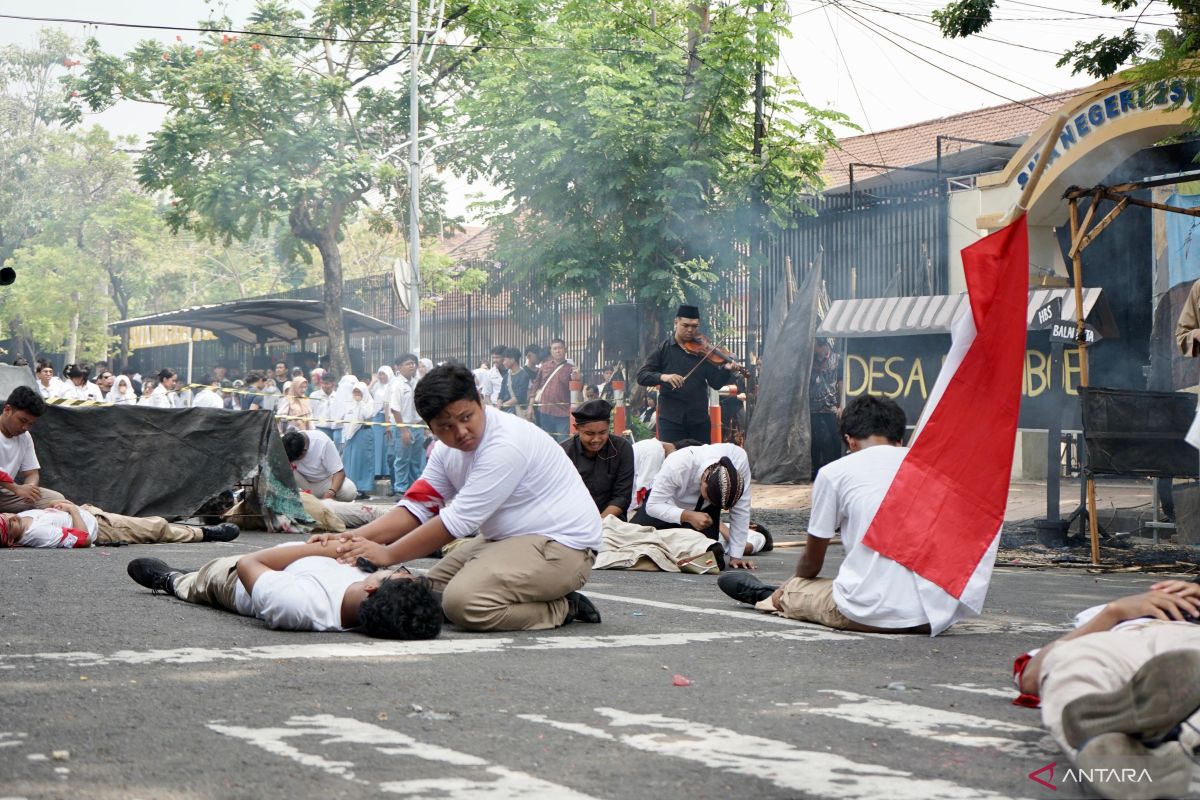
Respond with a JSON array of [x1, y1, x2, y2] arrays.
[[862, 215, 1029, 632]]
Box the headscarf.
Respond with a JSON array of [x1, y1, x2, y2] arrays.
[[330, 374, 358, 424], [342, 381, 375, 441], [108, 375, 135, 405], [280, 377, 312, 423], [703, 456, 745, 511], [372, 366, 394, 409], [418, 358, 433, 376]]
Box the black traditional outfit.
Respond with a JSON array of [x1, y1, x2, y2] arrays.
[[636, 305, 727, 443], [561, 400, 635, 519]]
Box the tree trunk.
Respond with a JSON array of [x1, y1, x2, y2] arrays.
[[66, 292, 80, 365], [313, 231, 352, 377]]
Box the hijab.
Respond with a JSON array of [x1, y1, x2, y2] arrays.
[[108, 375, 135, 405], [371, 366, 394, 410], [342, 381, 375, 441], [283, 378, 312, 418], [329, 374, 358, 424]]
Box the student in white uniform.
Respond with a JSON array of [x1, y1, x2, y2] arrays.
[[56, 364, 103, 402], [628, 438, 701, 516], [326, 363, 603, 632], [283, 429, 357, 501], [1, 500, 238, 548], [0, 387, 66, 512], [124, 541, 442, 638], [719, 395, 989, 634]]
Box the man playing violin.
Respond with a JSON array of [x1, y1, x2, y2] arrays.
[[637, 304, 733, 444]]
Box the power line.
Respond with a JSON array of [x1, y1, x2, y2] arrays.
[[822, 4, 891, 172], [1000, 0, 1175, 27], [826, 0, 1065, 55]]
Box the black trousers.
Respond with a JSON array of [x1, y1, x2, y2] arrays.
[[657, 415, 711, 445], [810, 412, 842, 477]]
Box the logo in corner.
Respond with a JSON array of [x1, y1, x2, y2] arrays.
[[1029, 762, 1057, 790]]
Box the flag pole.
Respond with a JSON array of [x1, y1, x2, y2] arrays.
[[1000, 114, 1068, 226]]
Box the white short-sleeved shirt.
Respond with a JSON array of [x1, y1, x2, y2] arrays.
[[192, 388, 224, 409], [15, 507, 99, 548], [629, 439, 667, 514], [645, 443, 752, 559], [233, 553, 365, 631], [388, 376, 420, 424], [809, 444, 997, 632], [294, 429, 344, 482], [400, 405, 601, 551], [56, 382, 103, 402], [0, 431, 39, 478]]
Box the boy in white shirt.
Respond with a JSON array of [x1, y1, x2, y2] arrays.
[[283, 429, 357, 501], [0, 386, 67, 512], [124, 542, 441, 638], [1, 500, 238, 548], [720, 395, 976, 634], [325, 363, 603, 632]]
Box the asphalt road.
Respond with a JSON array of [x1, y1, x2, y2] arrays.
[[0, 530, 1190, 800]]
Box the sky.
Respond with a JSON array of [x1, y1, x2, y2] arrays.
[[0, 0, 1165, 221]]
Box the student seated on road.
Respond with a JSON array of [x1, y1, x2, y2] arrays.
[[283, 429, 358, 501], [561, 398, 634, 520], [0, 386, 67, 513], [1013, 580, 1200, 800], [627, 437, 701, 517], [631, 441, 758, 569], [0, 499, 239, 548], [322, 363, 603, 632], [720, 395, 962, 634], [125, 542, 441, 638]]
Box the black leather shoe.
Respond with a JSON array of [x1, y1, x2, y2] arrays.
[[201, 523, 240, 542], [717, 571, 777, 605], [127, 558, 184, 595], [563, 591, 602, 625]]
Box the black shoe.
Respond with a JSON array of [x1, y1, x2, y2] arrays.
[[127, 558, 183, 595], [563, 591, 602, 625], [201, 523, 240, 542], [717, 571, 777, 605], [708, 542, 726, 571], [751, 522, 774, 552]]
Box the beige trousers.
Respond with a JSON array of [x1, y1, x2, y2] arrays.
[[0, 486, 66, 512], [294, 474, 357, 502], [84, 504, 204, 545], [1039, 622, 1200, 757], [755, 576, 930, 634], [172, 554, 242, 613], [427, 534, 594, 632]]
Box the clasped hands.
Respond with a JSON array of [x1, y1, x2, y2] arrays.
[[307, 532, 391, 566]]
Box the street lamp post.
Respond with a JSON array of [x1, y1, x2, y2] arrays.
[[408, 0, 422, 358]]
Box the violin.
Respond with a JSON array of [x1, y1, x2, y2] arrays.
[[682, 334, 749, 377]]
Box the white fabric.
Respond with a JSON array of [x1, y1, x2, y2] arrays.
[[107, 376, 137, 405], [389, 374, 420, 424], [232, 552, 364, 631], [0, 430, 39, 477], [330, 375, 358, 427], [487, 365, 504, 405], [594, 516, 716, 572], [192, 388, 224, 409], [143, 384, 177, 409], [56, 381, 103, 402], [341, 382, 374, 442], [370, 367, 394, 415], [37, 378, 62, 399], [309, 386, 335, 426], [293, 429, 344, 482], [473, 368, 495, 405], [629, 439, 668, 514], [400, 405, 602, 551], [644, 443, 752, 559], [15, 507, 98, 548], [808, 444, 996, 634]]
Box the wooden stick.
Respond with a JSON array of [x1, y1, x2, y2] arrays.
[[1069, 191, 1102, 258], [1070, 197, 1128, 259], [1000, 113, 1069, 225], [1070, 197, 1101, 566]]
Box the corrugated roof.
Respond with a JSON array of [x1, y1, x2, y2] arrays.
[[817, 288, 1108, 339], [821, 89, 1086, 189]]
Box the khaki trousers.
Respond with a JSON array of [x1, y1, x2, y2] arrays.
[[1039, 622, 1200, 757], [85, 504, 203, 545], [172, 554, 242, 613], [0, 486, 66, 512], [427, 535, 594, 632], [755, 576, 930, 634], [294, 474, 357, 502]]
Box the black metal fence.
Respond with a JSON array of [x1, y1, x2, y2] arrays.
[[126, 177, 948, 381]]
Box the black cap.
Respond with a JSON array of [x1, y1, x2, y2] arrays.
[[676, 304, 700, 319], [571, 398, 612, 424]]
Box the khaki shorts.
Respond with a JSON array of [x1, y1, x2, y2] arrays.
[[756, 577, 929, 634]]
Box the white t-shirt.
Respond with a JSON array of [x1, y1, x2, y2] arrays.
[[400, 405, 601, 551], [389, 376, 420, 424], [56, 382, 103, 402], [37, 379, 62, 399], [472, 369, 495, 406], [645, 443, 752, 559], [233, 552, 364, 631], [14, 507, 99, 548], [0, 430, 39, 478], [192, 388, 224, 409], [809, 445, 997, 633], [309, 388, 334, 425], [629, 439, 667, 514], [294, 429, 344, 482]]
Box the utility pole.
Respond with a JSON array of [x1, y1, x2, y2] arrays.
[[408, 0, 422, 357]]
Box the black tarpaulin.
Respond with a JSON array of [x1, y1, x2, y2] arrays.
[[745, 257, 824, 484], [1082, 386, 1199, 479], [30, 405, 308, 520]]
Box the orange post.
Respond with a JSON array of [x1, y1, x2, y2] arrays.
[[612, 378, 627, 436], [709, 388, 722, 443]]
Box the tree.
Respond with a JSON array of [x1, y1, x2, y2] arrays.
[[451, 0, 846, 355], [934, 1, 1200, 83], [63, 0, 465, 374]]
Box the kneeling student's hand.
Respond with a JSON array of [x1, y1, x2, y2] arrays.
[[727, 557, 757, 571], [335, 536, 390, 567]]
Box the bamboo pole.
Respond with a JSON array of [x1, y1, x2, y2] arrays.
[[1069, 198, 1101, 565]]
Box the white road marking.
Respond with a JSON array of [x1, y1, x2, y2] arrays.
[[0, 628, 855, 669], [209, 714, 598, 799], [520, 708, 1035, 800], [0, 732, 27, 749], [804, 691, 1051, 758], [936, 683, 1018, 700]]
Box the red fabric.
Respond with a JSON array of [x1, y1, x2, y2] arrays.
[[862, 216, 1028, 598], [1011, 651, 1041, 708], [404, 478, 445, 516], [59, 527, 91, 548], [0, 470, 13, 484]]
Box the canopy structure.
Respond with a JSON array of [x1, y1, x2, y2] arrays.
[[110, 299, 399, 347]]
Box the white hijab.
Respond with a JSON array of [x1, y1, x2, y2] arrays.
[[342, 381, 375, 441], [371, 366, 394, 409], [329, 374, 358, 425], [108, 375, 136, 405]]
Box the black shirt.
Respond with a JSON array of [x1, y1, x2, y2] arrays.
[[562, 434, 635, 517], [637, 338, 728, 424]]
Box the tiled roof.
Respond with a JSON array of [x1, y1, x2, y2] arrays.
[[441, 225, 497, 263], [820, 89, 1085, 189]]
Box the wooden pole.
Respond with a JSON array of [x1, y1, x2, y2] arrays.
[[1070, 198, 1101, 565]]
